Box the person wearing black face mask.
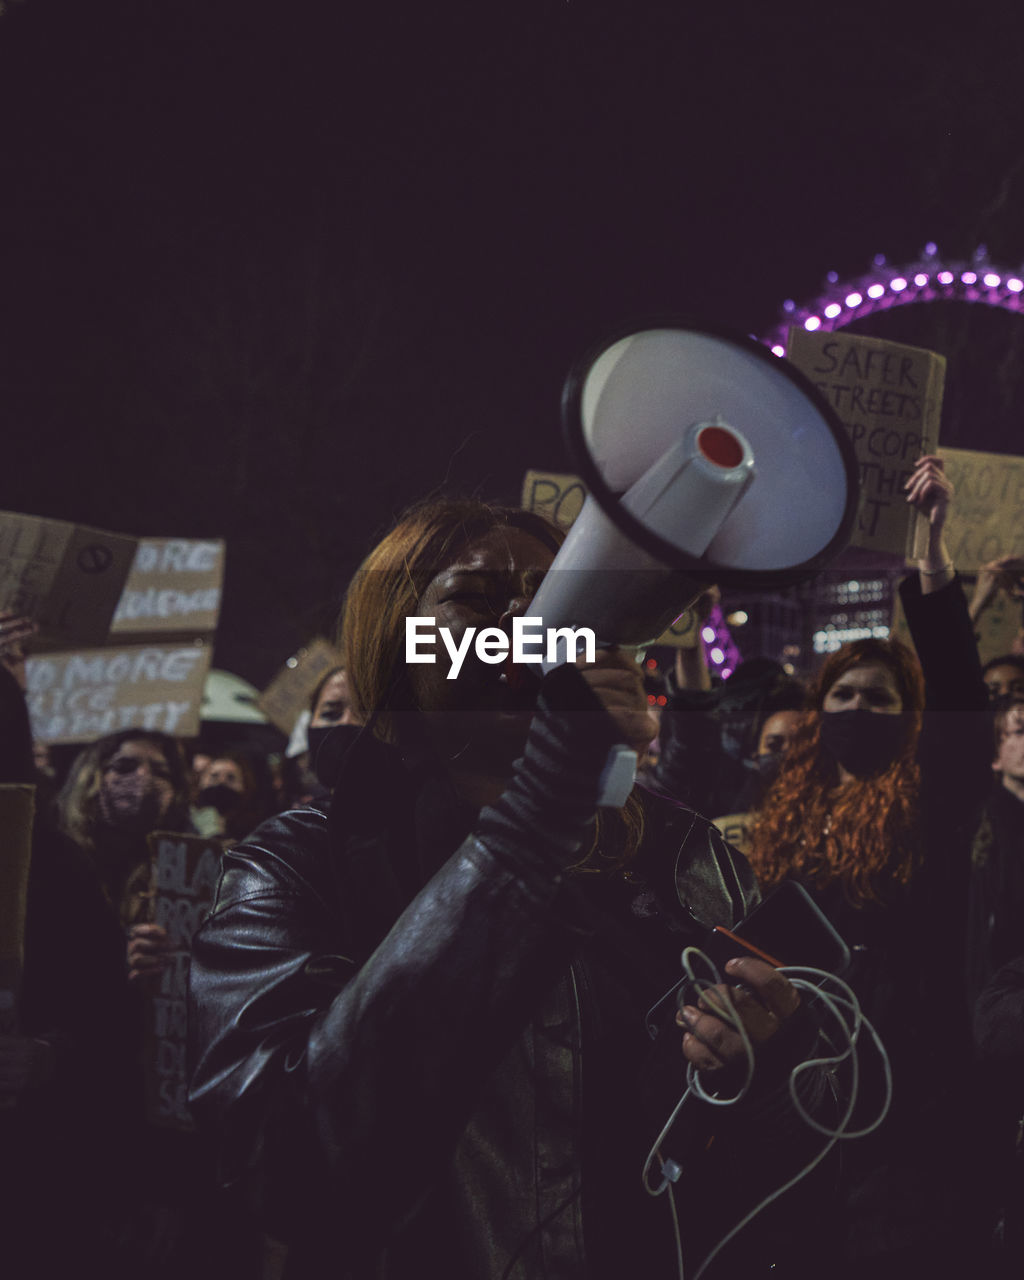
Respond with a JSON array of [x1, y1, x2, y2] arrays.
[[305, 667, 363, 792], [747, 455, 995, 1279], [190, 748, 278, 846], [57, 730, 193, 926]]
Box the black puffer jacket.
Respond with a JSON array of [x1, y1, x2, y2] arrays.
[[187, 667, 831, 1278]]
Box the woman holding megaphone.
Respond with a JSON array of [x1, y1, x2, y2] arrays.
[[188, 497, 843, 1279]]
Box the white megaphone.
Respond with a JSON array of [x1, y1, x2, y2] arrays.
[[527, 323, 859, 806]]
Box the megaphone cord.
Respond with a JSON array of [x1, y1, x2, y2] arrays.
[[641, 953, 891, 1280]]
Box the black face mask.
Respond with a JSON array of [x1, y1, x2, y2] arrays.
[[754, 751, 784, 783], [196, 783, 242, 814], [819, 709, 907, 777], [307, 724, 363, 790]]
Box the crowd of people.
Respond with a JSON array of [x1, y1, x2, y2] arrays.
[[2, 454, 1024, 1278]]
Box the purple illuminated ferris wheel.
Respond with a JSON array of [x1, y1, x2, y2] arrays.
[[759, 244, 1024, 354]]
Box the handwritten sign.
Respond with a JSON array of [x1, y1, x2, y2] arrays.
[[25, 640, 212, 744], [522, 469, 709, 649], [521, 470, 589, 529], [0, 784, 35, 1036], [145, 832, 222, 1129], [711, 811, 752, 855], [0, 511, 138, 645], [110, 537, 225, 637], [936, 447, 1024, 572], [522, 469, 707, 649], [786, 330, 945, 558], [257, 638, 346, 735]]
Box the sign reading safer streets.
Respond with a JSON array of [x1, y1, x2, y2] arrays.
[[786, 329, 946, 560]]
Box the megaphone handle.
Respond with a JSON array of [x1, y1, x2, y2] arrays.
[[598, 743, 637, 808]]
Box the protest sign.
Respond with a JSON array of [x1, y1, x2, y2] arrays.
[[935, 446, 1024, 572], [144, 832, 222, 1129], [258, 637, 346, 735], [0, 784, 35, 1036], [25, 639, 212, 744], [785, 330, 945, 559], [522, 468, 706, 649], [653, 607, 701, 649], [521, 469, 588, 529], [110, 537, 225, 637], [0, 511, 138, 645], [711, 811, 752, 855]]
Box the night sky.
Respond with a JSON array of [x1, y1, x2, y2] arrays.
[[4, 1, 1024, 684]]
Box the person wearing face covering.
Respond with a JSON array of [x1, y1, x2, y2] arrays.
[[57, 732, 263, 1275], [193, 748, 277, 844], [304, 666, 363, 790], [57, 729, 193, 927], [280, 667, 364, 807], [747, 455, 993, 1279]]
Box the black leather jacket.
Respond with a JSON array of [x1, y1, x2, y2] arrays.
[[188, 671, 822, 1278]]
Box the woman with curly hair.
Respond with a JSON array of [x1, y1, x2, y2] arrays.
[[748, 634, 925, 907], [747, 455, 994, 1278]]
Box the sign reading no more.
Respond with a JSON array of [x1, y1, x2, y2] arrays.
[[25, 640, 212, 744]]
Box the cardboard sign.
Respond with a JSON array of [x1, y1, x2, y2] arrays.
[[653, 607, 701, 649], [711, 811, 752, 855], [521, 469, 711, 649], [785, 330, 945, 558], [110, 537, 225, 637], [257, 638, 346, 735], [936, 447, 1024, 572], [144, 832, 222, 1129], [0, 511, 138, 645], [0, 784, 35, 1035], [521, 470, 589, 529], [25, 639, 212, 744]]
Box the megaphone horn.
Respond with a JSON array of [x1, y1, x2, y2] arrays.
[[528, 322, 860, 804]]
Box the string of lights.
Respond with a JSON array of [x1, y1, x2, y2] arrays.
[[761, 244, 1024, 354]]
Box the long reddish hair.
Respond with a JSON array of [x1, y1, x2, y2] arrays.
[[747, 637, 925, 905]]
